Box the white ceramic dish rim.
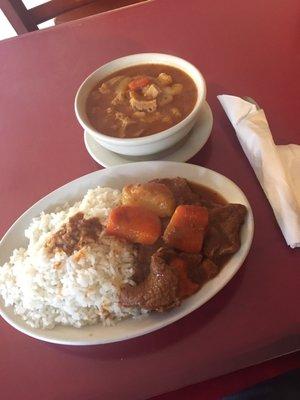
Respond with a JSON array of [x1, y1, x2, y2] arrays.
[[0, 162, 254, 346], [74, 53, 206, 145]]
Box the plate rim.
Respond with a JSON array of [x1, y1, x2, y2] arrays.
[[0, 161, 254, 345]]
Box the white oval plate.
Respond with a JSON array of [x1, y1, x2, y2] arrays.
[[0, 162, 254, 345], [84, 101, 213, 167]]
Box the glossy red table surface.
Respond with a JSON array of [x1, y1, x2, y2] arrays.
[[0, 0, 299, 399]]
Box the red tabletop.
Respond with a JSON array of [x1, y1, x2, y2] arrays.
[[153, 352, 300, 400], [0, 0, 299, 399]]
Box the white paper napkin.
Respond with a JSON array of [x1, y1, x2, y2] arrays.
[[218, 95, 300, 248]]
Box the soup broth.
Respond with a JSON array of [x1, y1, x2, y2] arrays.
[[86, 64, 198, 138]]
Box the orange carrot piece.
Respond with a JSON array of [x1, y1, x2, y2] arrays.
[[163, 205, 209, 253], [170, 257, 200, 299], [128, 76, 150, 91], [106, 205, 161, 245]]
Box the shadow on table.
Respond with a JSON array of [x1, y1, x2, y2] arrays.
[[223, 368, 300, 400]]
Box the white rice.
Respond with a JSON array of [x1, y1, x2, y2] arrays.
[[0, 186, 144, 329]]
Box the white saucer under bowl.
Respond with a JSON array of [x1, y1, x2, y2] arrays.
[[84, 101, 213, 167]]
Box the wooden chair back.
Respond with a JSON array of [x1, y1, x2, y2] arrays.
[[1, 0, 120, 34]]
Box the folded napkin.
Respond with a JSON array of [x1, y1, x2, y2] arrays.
[[218, 95, 300, 248]]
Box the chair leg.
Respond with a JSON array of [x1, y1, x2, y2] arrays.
[[1, 0, 38, 34]]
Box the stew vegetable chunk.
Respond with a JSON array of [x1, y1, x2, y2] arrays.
[[106, 205, 161, 245], [121, 182, 176, 217], [163, 205, 209, 253]]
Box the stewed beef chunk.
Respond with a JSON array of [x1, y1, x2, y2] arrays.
[[178, 252, 203, 284], [200, 258, 219, 280], [204, 204, 247, 259], [178, 254, 218, 285], [133, 239, 163, 283], [151, 177, 199, 205], [120, 247, 180, 312], [151, 177, 221, 209]]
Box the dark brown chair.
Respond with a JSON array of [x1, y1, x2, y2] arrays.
[[1, 0, 145, 35]]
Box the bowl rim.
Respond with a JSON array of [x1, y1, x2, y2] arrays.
[[74, 53, 206, 145]]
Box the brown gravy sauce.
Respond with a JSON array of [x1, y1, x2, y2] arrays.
[[46, 212, 102, 256], [189, 181, 228, 206]]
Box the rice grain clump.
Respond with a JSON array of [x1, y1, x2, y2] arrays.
[[0, 187, 143, 329]]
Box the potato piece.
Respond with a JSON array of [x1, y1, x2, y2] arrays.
[[122, 182, 176, 217], [171, 107, 181, 118], [106, 205, 161, 245], [170, 83, 183, 95], [143, 84, 161, 99], [163, 205, 209, 253], [157, 73, 173, 86]]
